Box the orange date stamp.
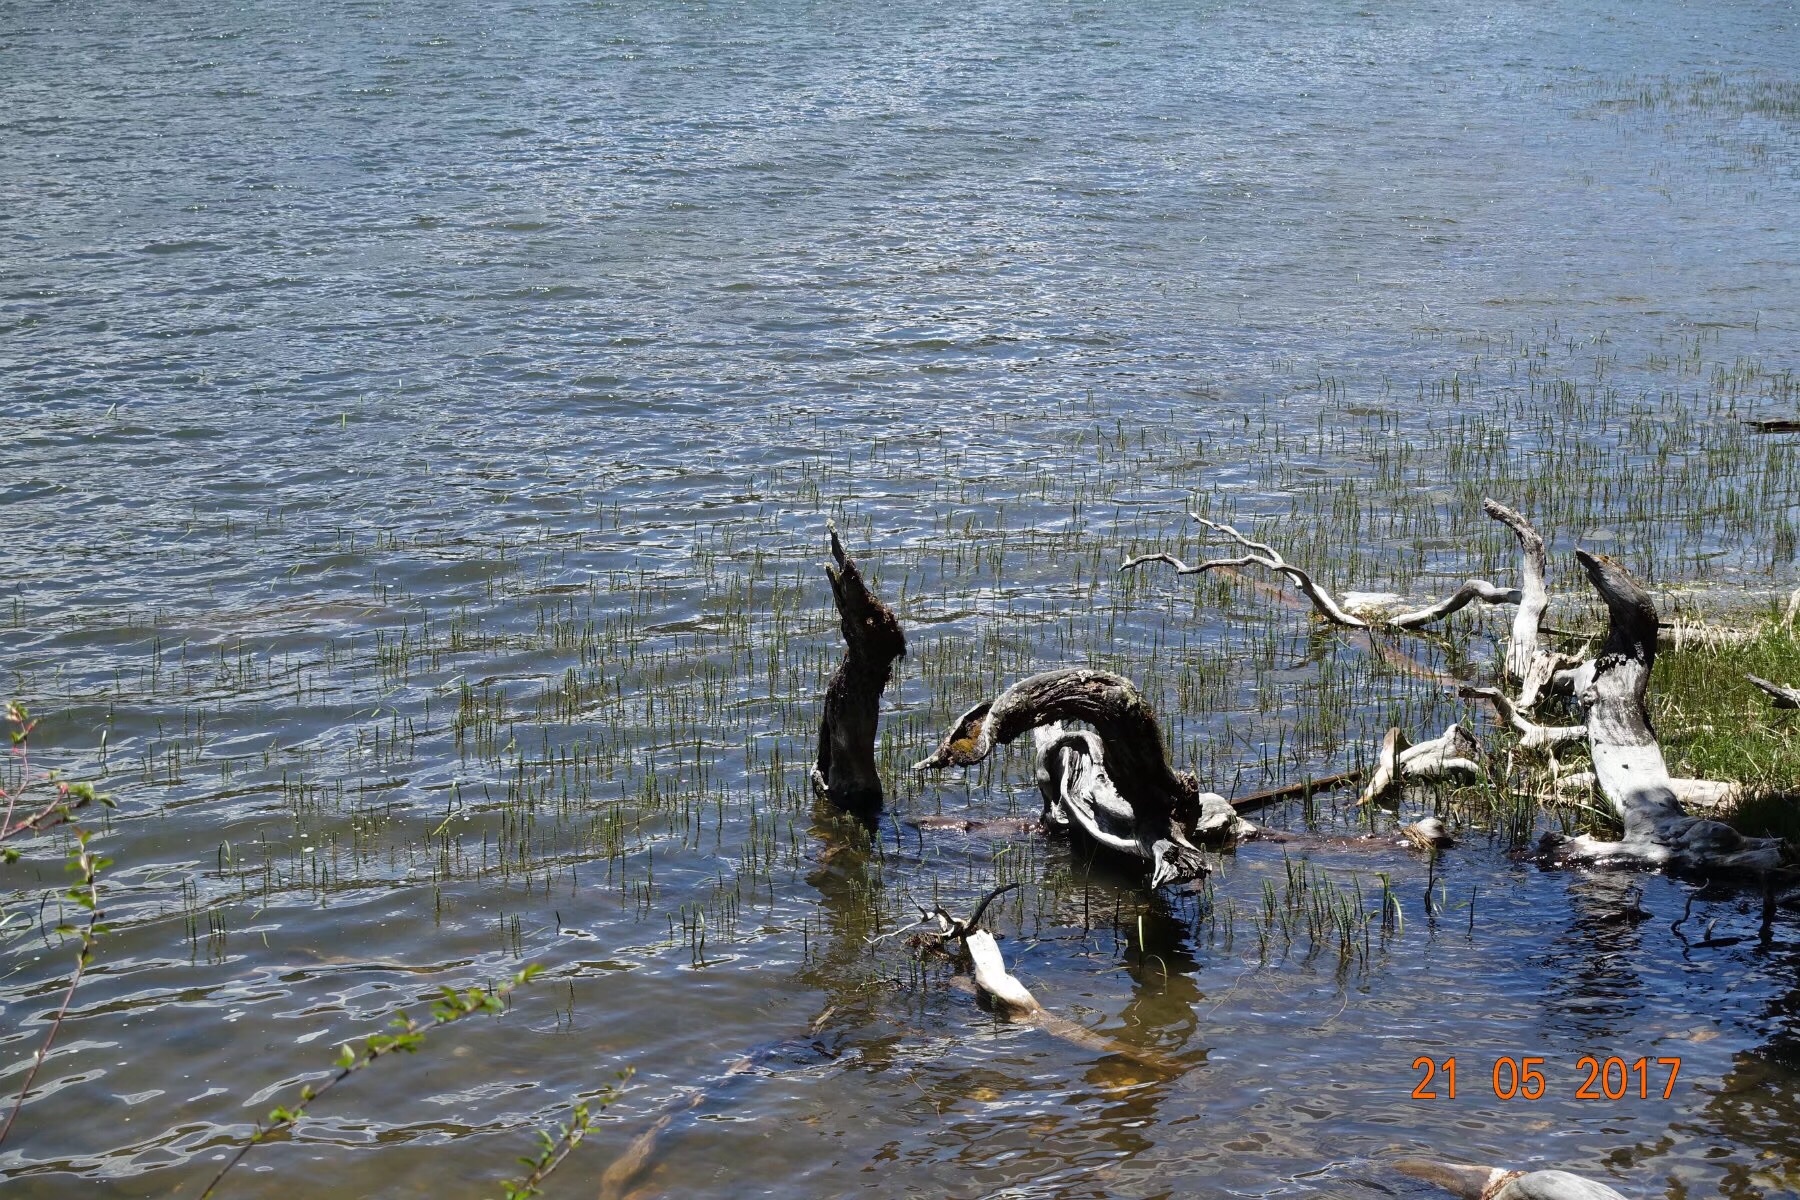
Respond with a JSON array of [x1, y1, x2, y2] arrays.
[[1410, 1055, 1683, 1101]]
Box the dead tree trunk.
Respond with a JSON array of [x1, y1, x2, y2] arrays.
[[1480, 497, 1575, 703], [1556, 551, 1786, 874], [913, 668, 1223, 888], [810, 524, 906, 811]]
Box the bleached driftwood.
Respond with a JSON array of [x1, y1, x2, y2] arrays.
[[1401, 816, 1455, 850], [1397, 1159, 1626, 1200], [810, 524, 906, 810], [1479, 497, 1600, 710], [1355, 728, 1407, 807], [1120, 511, 1518, 631], [908, 884, 1184, 1073], [1357, 725, 1483, 806], [1461, 685, 1587, 751], [914, 668, 1218, 888], [1552, 551, 1785, 873], [1482, 499, 1551, 680], [1747, 673, 1800, 709], [1401, 724, 1484, 779], [923, 883, 1040, 1018], [1553, 771, 1747, 811]]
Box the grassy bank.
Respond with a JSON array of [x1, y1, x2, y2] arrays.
[[1653, 610, 1800, 840]]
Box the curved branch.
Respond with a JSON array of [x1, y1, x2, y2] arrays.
[[1127, 509, 1521, 632], [1483, 498, 1550, 682], [914, 669, 1215, 887], [1460, 685, 1586, 750], [1385, 580, 1522, 629], [1190, 516, 1372, 627]]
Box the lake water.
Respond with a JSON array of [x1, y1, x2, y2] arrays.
[[4, 0, 1800, 1196]]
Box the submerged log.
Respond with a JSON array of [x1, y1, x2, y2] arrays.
[[920, 883, 1182, 1073], [1397, 1159, 1626, 1200], [1554, 551, 1785, 874], [914, 668, 1217, 888], [810, 524, 906, 810], [925, 883, 1040, 1018]]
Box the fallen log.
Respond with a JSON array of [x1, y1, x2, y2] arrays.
[[810, 524, 906, 811], [1551, 551, 1786, 873], [1747, 673, 1800, 709], [1397, 1159, 1626, 1200], [914, 668, 1217, 888], [1553, 771, 1747, 811], [1229, 768, 1365, 814]]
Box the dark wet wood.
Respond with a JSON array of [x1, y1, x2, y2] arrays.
[[810, 524, 906, 811], [915, 668, 1211, 887]]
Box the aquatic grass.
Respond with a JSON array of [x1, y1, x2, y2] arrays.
[[6, 322, 1800, 1185]]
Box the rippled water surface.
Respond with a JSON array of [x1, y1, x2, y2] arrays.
[[4, 0, 1800, 1196]]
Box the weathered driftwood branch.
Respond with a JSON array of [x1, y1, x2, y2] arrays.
[[811, 524, 906, 810], [1553, 551, 1785, 873], [1483, 498, 1549, 681], [926, 882, 1039, 1018], [1747, 673, 1800, 709], [921, 883, 1183, 1074], [1551, 770, 1755, 812], [1121, 510, 1519, 631], [1356, 725, 1484, 806], [1397, 1159, 1626, 1200], [1461, 685, 1587, 750], [913, 668, 1218, 888]]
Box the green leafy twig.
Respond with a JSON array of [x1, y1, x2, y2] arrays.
[[0, 703, 114, 1149], [198, 963, 544, 1199], [0, 826, 109, 1146], [495, 1069, 631, 1200]]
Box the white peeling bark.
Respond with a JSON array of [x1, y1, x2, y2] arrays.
[[1558, 551, 1785, 874]]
